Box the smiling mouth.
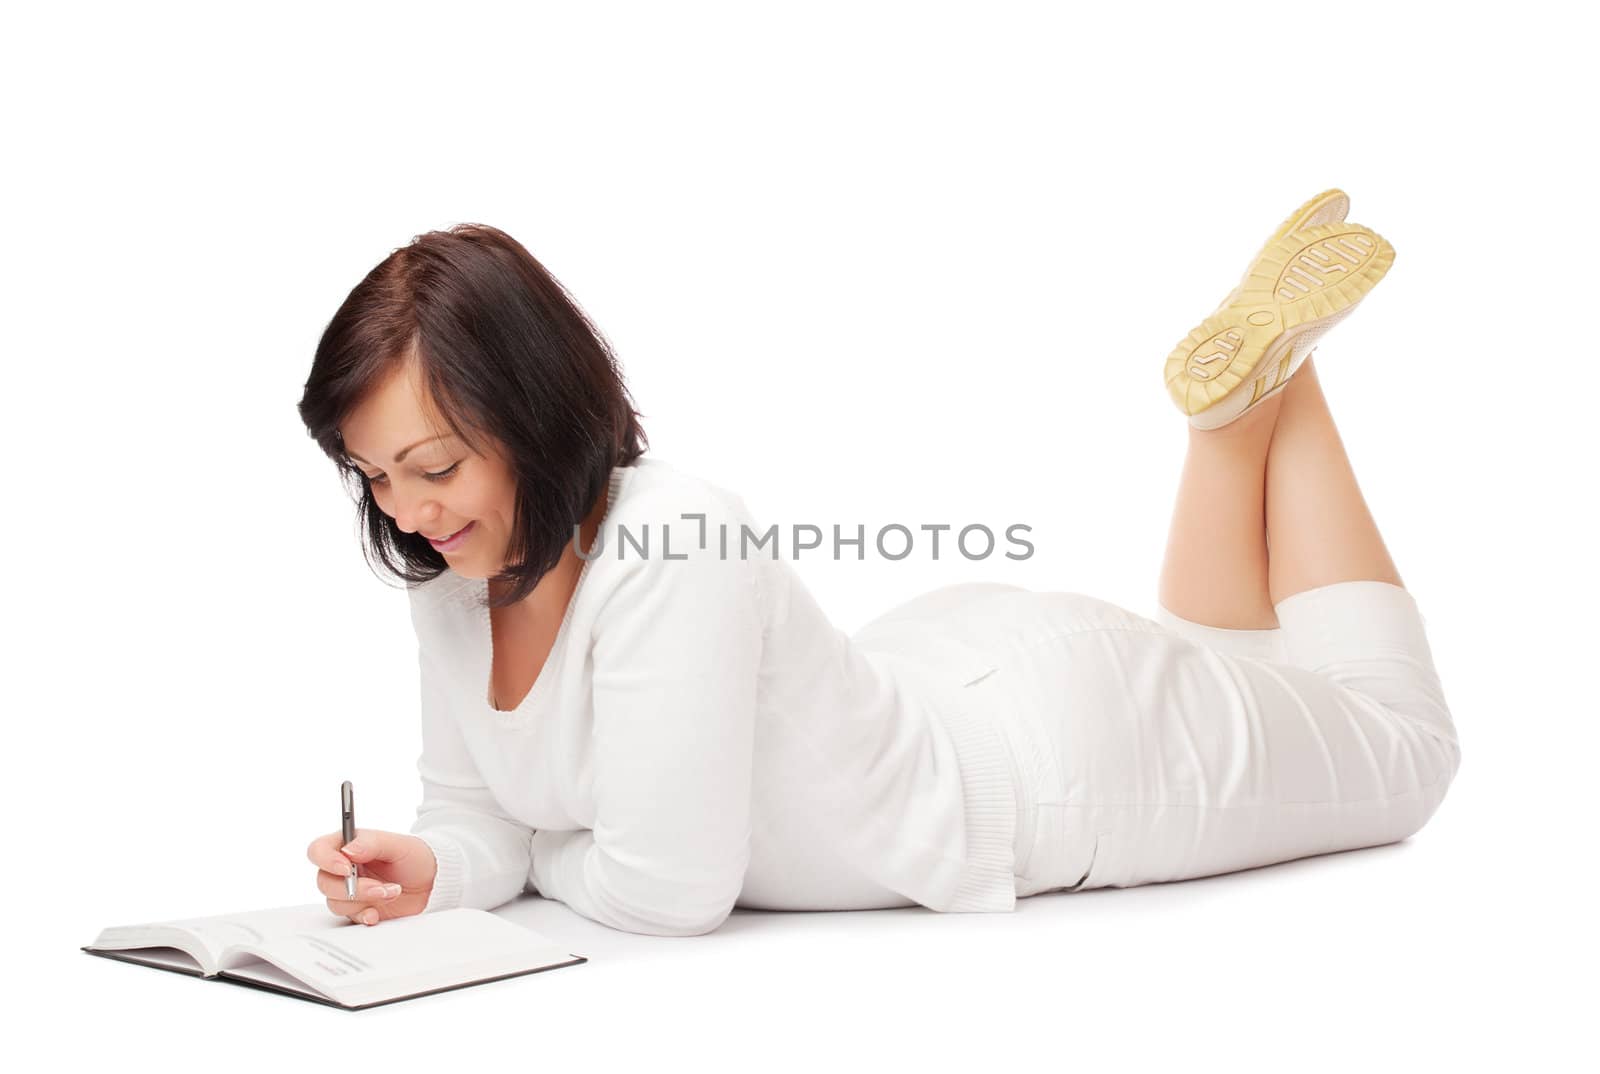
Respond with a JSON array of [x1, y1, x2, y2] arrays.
[[426, 522, 475, 548]]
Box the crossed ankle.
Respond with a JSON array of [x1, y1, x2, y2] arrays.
[[1190, 391, 1283, 440]]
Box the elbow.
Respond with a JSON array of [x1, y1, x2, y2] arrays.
[[667, 898, 737, 937], [648, 906, 735, 938], [600, 887, 740, 938]]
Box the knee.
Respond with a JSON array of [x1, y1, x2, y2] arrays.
[[1396, 726, 1461, 841]]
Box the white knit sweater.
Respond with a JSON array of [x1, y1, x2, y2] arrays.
[[406, 456, 1021, 936]]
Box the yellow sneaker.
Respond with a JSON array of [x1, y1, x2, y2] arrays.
[[1210, 188, 1351, 317], [1165, 202, 1394, 429]]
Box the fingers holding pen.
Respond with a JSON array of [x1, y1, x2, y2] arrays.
[[305, 828, 438, 925], [316, 870, 402, 902], [308, 832, 397, 925], [316, 871, 405, 924], [306, 831, 356, 877]]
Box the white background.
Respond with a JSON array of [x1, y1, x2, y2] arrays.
[[7, 0, 1595, 1068]]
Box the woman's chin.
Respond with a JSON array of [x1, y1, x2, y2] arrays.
[[442, 554, 510, 582]]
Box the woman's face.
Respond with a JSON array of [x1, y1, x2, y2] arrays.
[[338, 363, 518, 578]]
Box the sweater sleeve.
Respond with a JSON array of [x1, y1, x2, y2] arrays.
[[408, 641, 535, 914], [528, 504, 763, 936]]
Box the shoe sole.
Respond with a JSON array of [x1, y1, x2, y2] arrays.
[[1267, 188, 1352, 248], [1165, 221, 1394, 418], [1210, 188, 1353, 318]]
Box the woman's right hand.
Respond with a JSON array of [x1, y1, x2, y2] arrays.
[[306, 828, 437, 926]]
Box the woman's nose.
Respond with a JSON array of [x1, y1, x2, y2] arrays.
[[392, 485, 439, 534]]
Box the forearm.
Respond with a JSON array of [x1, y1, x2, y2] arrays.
[[411, 797, 535, 913], [528, 827, 742, 937]]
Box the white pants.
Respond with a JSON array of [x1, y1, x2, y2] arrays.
[[982, 580, 1462, 897]]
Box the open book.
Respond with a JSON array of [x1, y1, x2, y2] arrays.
[[82, 903, 586, 1010]]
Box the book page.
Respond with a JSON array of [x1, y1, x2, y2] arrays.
[[90, 904, 346, 972], [127, 947, 202, 972], [88, 946, 208, 974], [233, 909, 579, 1008], [220, 959, 329, 1002]]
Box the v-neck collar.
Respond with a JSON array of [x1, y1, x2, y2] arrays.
[[466, 462, 633, 718]]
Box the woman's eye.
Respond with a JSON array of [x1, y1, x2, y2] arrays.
[[362, 462, 458, 487]]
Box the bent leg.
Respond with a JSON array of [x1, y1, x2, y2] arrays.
[[1158, 392, 1285, 630], [1155, 382, 1287, 659], [1266, 357, 1403, 601]]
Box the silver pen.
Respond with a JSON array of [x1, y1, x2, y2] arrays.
[[340, 780, 358, 899]]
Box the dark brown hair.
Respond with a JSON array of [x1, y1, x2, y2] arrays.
[[297, 223, 648, 607]]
